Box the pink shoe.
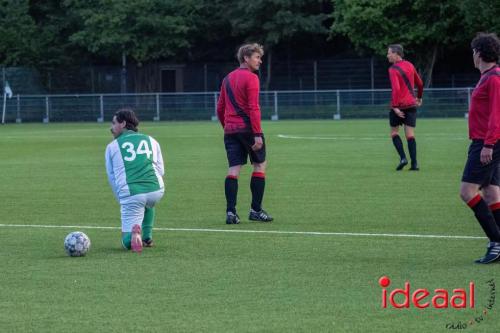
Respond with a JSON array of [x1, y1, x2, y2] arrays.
[[131, 224, 143, 253]]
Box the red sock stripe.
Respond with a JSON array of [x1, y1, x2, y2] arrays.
[[467, 195, 482, 208], [252, 172, 265, 179], [226, 175, 238, 180], [406, 136, 415, 140], [489, 202, 500, 211]]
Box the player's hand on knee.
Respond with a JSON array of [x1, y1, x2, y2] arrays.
[[393, 108, 405, 118], [252, 136, 263, 151], [480, 147, 493, 165]]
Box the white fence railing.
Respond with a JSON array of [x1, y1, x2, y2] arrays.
[[1, 88, 472, 123]]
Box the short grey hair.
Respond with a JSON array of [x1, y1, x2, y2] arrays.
[[388, 44, 404, 57]]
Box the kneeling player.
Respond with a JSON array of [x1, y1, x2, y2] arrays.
[[105, 108, 165, 252]]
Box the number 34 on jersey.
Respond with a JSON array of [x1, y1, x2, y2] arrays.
[[121, 140, 153, 161]]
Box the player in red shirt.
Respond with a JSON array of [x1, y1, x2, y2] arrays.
[[217, 43, 273, 224], [459, 33, 500, 264], [387, 44, 424, 171]]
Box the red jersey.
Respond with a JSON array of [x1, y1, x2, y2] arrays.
[[216, 68, 263, 136], [388, 60, 424, 109], [468, 66, 500, 146]]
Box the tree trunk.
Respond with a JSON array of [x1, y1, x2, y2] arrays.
[[264, 49, 272, 91], [423, 45, 438, 88], [121, 51, 127, 93]]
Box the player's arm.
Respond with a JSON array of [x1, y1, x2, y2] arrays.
[[388, 68, 404, 117], [247, 75, 263, 150], [482, 78, 500, 164], [389, 68, 401, 108], [216, 82, 226, 128], [414, 69, 424, 105], [154, 139, 165, 177], [105, 144, 119, 201]]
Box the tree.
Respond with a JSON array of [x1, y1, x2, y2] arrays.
[[62, 0, 201, 92], [225, 0, 331, 89], [459, 0, 500, 37], [184, 0, 238, 61], [64, 0, 199, 63], [0, 0, 39, 66], [331, 0, 467, 87], [28, 0, 86, 68]]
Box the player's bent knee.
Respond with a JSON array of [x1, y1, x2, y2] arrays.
[[121, 232, 132, 250], [459, 191, 469, 203], [227, 165, 242, 177], [459, 184, 478, 203], [482, 186, 500, 204], [482, 193, 494, 205], [253, 162, 266, 172]]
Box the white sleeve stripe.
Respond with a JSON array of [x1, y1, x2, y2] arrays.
[[150, 137, 165, 186], [107, 140, 130, 199]]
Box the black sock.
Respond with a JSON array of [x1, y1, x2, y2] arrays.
[[468, 196, 500, 242], [392, 135, 406, 160], [407, 137, 417, 165], [489, 203, 500, 230], [225, 176, 238, 213], [250, 172, 266, 211]]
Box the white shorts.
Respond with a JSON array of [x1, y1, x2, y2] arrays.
[[119, 189, 164, 232]]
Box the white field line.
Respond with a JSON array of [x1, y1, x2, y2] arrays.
[[277, 134, 466, 141], [0, 223, 484, 240]]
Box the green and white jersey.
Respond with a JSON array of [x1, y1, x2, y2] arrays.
[[105, 130, 164, 200]]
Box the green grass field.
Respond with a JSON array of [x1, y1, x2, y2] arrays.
[[0, 119, 498, 332]]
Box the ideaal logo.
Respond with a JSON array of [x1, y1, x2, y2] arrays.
[[378, 276, 496, 330], [378, 276, 474, 309]]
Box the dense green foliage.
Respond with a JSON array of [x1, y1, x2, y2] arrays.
[[1, 1, 496, 68], [0, 1, 39, 65], [331, 0, 496, 85], [65, 0, 200, 62], [332, 0, 469, 55], [0, 0, 331, 66]]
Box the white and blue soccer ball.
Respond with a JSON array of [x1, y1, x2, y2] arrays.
[[64, 231, 91, 257]]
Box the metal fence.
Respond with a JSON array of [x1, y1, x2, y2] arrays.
[[2, 61, 479, 95], [1, 88, 472, 123]]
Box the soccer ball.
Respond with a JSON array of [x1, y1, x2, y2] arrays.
[[64, 231, 91, 257]]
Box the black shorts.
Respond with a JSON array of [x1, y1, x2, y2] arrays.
[[389, 107, 417, 127], [462, 140, 500, 187], [224, 133, 266, 167]]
